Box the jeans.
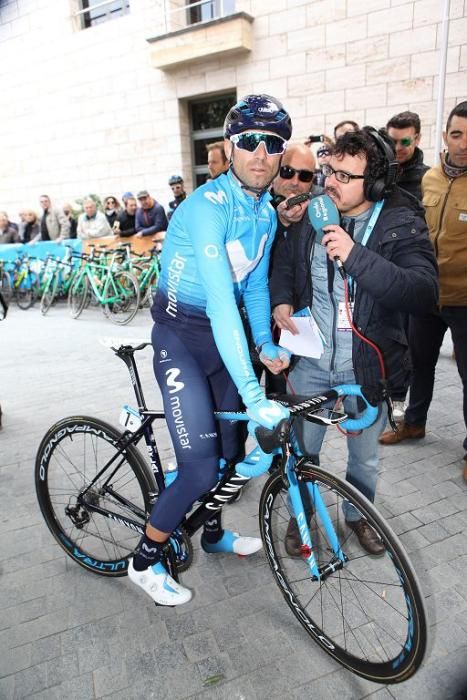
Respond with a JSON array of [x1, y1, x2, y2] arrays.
[[289, 359, 388, 521], [405, 306, 467, 453]]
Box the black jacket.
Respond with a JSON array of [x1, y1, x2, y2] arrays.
[[397, 148, 429, 201], [115, 210, 136, 237], [269, 187, 438, 398]]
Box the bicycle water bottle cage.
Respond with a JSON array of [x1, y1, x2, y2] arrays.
[[255, 419, 290, 454]]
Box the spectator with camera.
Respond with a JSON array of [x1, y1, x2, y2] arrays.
[[386, 111, 429, 201], [270, 128, 438, 555]]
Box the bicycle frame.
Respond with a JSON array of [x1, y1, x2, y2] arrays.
[[75, 344, 349, 583]]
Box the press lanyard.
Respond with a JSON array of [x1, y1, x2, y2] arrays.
[[348, 199, 384, 299]]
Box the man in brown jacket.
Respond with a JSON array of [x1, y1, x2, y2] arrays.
[[379, 101, 467, 482]]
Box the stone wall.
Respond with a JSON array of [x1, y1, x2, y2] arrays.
[[1, 0, 466, 215]]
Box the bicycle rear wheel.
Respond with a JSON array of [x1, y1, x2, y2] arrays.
[[35, 416, 154, 576], [105, 270, 140, 325], [259, 462, 427, 684], [68, 274, 89, 319]]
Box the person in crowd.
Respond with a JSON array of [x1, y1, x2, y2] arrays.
[[270, 128, 438, 556], [38, 195, 70, 241], [62, 203, 77, 239], [0, 212, 20, 244], [135, 190, 168, 238], [114, 196, 137, 238], [379, 101, 467, 483], [103, 196, 121, 228], [17, 210, 27, 239], [127, 94, 292, 606], [20, 210, 40, 243], [314, 144, 333, 187], [334, 119, 360, 140], [386, 111, 429, 201], [167, 175, 187, 220], [122, 191, 134, 205], [77, 198, 112, 240], [206, 141, 229, 179]]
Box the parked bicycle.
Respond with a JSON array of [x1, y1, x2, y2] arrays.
[[35, 342, 427, 685], [68, 247, 140, 325], [11, 254, 39, 309]]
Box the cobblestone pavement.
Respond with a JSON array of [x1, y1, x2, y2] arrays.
[[1, 304, 466, 700]]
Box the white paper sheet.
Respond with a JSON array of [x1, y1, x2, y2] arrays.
[[279, 317, 324, 358]]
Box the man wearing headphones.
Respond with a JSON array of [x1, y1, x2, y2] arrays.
[[271, 128, 438, 556]]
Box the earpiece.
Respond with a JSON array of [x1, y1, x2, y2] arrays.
[[363, 127, 400, 202]]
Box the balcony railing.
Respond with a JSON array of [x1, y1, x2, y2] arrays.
[[159, 0, 235, 37]]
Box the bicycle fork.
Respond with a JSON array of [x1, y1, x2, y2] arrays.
[[287, 464, 347, 581]]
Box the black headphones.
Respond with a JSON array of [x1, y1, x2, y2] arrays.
[[363, 127, 400, 202]]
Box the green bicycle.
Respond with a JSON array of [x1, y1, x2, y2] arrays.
[[68, 248, 140, 325]]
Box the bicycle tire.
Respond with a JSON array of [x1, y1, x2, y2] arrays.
[[35, 416, 154, 577], [0, 270, 12, 305], [40, 270, 59, 315], [259, 462, 427, 684], [140, 267, 159, 308], [68, 274, 89, 319], [104, 270, 140, 325], [15, 271, 36, 310]]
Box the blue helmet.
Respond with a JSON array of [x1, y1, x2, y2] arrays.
[[223, 94, 292, 141]]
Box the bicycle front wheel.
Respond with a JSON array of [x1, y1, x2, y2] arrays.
[[259, 463, 427, 684], [105, 270, 140, 325], [35, 416, 154, 576], [15, 271, 37, 309], [0, 270, 12, 304], [68, 274, 89, 319], [40, 270, 59, 315]]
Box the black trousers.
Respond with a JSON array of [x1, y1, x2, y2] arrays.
[[405, 306, 467, 453]]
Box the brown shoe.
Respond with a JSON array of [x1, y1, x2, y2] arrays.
[[285, 518, 302, 557], [346, 519, 385, 556], [379, 421, 425, 446]]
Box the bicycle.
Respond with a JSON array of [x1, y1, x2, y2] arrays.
[[40, 248, 79, 315], [68, 248, 140, 325], [11, 254, 39, 309], [35, 342, 427, 685]]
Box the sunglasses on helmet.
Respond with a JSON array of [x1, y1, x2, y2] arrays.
[[279, 165, 314, 183], [230, 132, 287, 156]]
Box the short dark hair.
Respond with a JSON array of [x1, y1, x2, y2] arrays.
[[333, 128, 392, 186], [333, 120, 359, 139], [446, 100, 467, 131], [206, 141, 228, 164], [386, 110, 421, 134]]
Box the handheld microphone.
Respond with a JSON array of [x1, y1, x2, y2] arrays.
[[307, 194, 346, 279]]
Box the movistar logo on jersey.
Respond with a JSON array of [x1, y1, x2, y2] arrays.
[[204, 190, 228, 205], [166, 252, 187, 318], [166, 368, 184, 394], [226, 234, 268, 282]]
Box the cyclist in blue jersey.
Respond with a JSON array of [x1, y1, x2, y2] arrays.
[[128, 95, 293, 606]]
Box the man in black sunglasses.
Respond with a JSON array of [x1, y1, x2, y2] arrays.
[[271, 143, 320, 210], [386, 111, 429, 201]]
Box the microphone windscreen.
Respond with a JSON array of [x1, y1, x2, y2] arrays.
[[308, 194, 340, 244]]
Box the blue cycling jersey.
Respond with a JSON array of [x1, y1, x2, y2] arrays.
[[152, 169, 277, 407]]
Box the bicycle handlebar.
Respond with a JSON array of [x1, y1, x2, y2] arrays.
[[233, 384, 379, 479]]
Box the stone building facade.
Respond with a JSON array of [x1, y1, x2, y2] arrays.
[[0, 0, 466, 214]]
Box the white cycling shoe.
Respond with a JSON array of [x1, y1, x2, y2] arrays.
[[201, 530, 263, 556], [128, 559, 192, 606]]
